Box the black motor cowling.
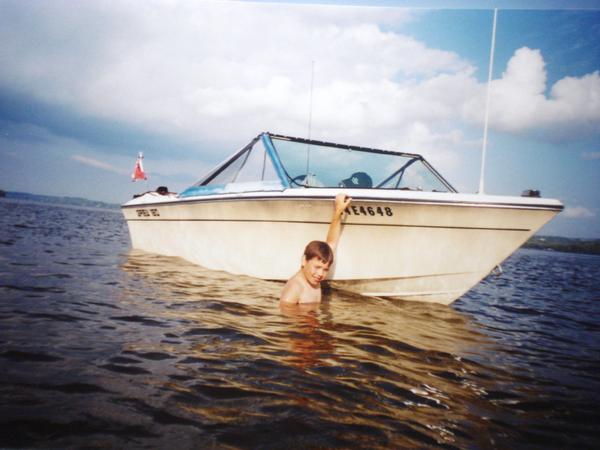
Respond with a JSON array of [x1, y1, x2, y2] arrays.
[[521, 189, 541, 198]]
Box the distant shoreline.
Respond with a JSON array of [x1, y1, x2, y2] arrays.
[[0, 190, 119, 211], [523, 236, 600, 256], [2, 190, 598, 256]]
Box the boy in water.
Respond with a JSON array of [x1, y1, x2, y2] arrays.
[[279, 193, 351, 304]]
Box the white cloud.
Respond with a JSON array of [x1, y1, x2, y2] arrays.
[[464, 47, 600, 134], [0, 1, 469, 147], [582, 151, 600, 160], [71, 154, 128, 175], [563, 206, 595, 219], [0, 120, 210, 201], [0, 1, 598, 168]]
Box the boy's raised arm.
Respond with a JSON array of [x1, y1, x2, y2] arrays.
[[326, 193, 351, 253]]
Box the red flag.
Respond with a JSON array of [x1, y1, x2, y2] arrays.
[[131, 152, 147, 182]]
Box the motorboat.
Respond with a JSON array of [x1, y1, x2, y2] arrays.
[[121, 132, 563, 304]]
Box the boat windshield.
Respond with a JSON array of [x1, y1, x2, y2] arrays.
[[179, 133, 456, 198], [179, 136, 285, 198], [270, 136, 455, 192]]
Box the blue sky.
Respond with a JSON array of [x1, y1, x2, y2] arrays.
[[0, 0, 599, 238]]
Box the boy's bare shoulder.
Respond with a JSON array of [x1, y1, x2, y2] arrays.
[[279, 275, 304, 304]]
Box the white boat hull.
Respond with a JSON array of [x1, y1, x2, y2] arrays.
[[122, 189, 562, 305]]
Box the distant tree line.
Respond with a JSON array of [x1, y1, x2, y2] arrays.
[[1, 191, 118, 210], [524, 236, 600, 255]]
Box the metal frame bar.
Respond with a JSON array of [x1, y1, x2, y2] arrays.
[[261, 133, 290, 188], [375, 157, 421, 188], [196, 135, 261, 186], [268, 132, 422, 158]]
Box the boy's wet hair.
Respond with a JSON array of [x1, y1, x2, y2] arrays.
[[304, 240, 334, 265]]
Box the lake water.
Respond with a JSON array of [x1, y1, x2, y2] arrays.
[[1, 199, 599, 449]]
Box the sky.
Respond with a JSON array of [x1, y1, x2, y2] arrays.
[[0, 0, 599, 238]]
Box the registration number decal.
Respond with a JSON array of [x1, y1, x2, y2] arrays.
[[136, 208, 160, 217], [345, 205, 393, 217]]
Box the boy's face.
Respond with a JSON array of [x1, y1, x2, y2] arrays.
[[301, 256, 331, 287]]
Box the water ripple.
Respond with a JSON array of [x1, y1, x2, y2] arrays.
[[0, 200, 599, 448]]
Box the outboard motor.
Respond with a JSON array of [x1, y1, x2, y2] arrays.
[[521, 189, 541, 198]]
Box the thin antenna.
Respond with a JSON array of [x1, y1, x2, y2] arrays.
[[307, 60, 315, 140], [305, 60, 315, 184], [478, 8, 498, 195]]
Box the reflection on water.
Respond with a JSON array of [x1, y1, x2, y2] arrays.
[[1, 200, 599, 448], [120, 251, 503, 448]]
